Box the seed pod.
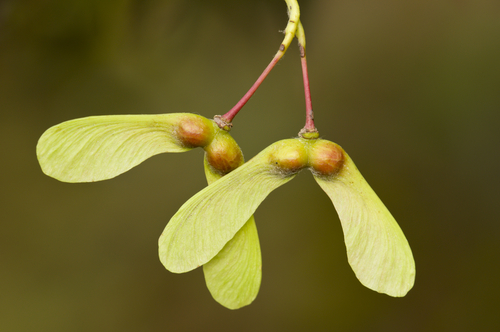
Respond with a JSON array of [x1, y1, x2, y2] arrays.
[[308, 139, 345, 177], [175, 115, 215, 148], [204, 132, 244, 178], [267, 139, 308, 175]]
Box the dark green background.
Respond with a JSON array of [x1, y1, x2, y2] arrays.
[[1, 0, 499, 331]]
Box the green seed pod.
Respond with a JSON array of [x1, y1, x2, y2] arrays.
[[204, 132, 244, 178], [175, 115, 215, 148], [308, 139, 345, 177], [267, 139, 308, 174]]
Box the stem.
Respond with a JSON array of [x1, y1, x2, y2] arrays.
[[301, 53, 314, 131], [296, 22, 319, 139], [217, 0, 301, 129], [220, 53, 282, 124]]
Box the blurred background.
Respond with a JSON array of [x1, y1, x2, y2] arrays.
[[1, 0, 499, 331]]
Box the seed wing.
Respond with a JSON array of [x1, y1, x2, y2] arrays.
[[313, 154, 415, 297], [37, 114, 194, 182]]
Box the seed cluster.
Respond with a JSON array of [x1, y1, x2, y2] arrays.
[[174, 114, 244, 177], [265, 138, 345, 177]]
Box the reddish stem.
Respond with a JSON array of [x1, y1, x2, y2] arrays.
[[222, 52, 282, 123], [298, 46, 318, 138], [301, 56, 315, 131], [300, 55, 316, 132]]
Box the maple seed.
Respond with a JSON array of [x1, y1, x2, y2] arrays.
[[309, 140, 345, 176], [269, 140, 308, 173], [205, 133, 244, 175], [176, 116, 214, 148]]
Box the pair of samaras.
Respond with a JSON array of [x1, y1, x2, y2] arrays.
[[159, 137, 415, 298]]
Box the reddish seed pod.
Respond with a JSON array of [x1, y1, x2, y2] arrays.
[[309, 140, 345, 176], [204, 132, 244, 176], [268, 139, 308, 174], [176, 115, 214, 148]]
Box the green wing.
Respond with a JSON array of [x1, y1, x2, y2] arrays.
[[159, 142, 296, 274], [202, 151, 262, 309], [203, 215, 261, 309], [313, 153, 415, 297], [36, 114, 202, 182]]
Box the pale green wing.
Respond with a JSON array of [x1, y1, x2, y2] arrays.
[[202, 152, 262, 309], [36, 114, 204, 182], [203, 216, 261, 309], [159, 141, 297, 273], [313, 153, 415, 297]]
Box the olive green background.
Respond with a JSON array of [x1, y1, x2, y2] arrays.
[[1, 1, 499, 331]]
